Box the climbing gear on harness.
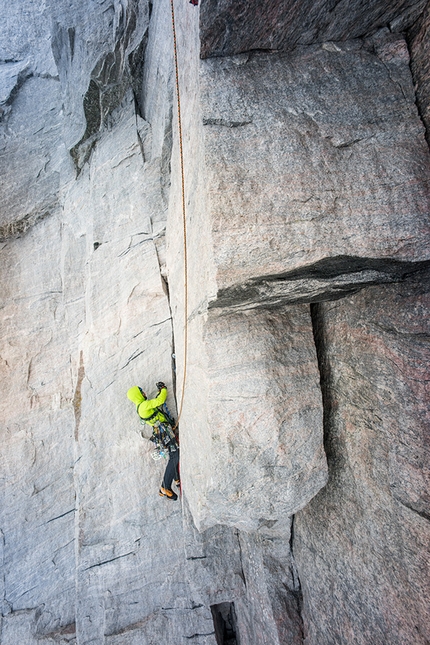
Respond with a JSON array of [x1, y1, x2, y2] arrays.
[[150, 423, 177, 460], [151, 448, 166, 460], [159, 487, 178, 501]]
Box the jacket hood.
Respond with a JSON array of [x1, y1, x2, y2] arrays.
[[127, 386, 145, 406]]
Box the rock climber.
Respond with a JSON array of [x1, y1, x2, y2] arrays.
[[127, 383, 180, 501]]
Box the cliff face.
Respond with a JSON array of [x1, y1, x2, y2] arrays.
[[0, 1, 429, 644]]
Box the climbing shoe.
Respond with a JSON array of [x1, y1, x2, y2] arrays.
[[159, 487, 178, 501], [174, 479, 181, 487]]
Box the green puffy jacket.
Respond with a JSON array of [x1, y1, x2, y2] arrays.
[[127, 385, 168, 426]]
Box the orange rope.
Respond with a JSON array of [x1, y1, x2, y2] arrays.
[[170, 0, 188, 430]]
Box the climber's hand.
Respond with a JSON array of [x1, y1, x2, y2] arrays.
[[156, 381, 166, 390]]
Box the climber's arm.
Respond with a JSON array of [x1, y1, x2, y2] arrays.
[[146, 386, 167, 408]]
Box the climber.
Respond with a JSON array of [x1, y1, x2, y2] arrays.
[[127, 383, 180, 501]]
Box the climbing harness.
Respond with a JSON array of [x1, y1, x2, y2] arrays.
[[138, 406, 159, 422], [150, 422, 178, 460], [169, 0, 189, 431]]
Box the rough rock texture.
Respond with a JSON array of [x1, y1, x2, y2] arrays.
[[1, 0, 430, 643], [50, 0, 149, 157], [69, 97, 186, 645], [199, 0, 428, 58], [168, 7, 328, 535], [181, 305, 326, 532], [0, 1, 203, 642], [0, 1, 68, 235], [182, 499, 304, 645], [168, 5, 429, 533], [0, 0, 148, 236], [200, 33, 430, 308], [168, 1, 429, 642], [295, 272, 430, 645], [409, 0, 430, 142], [0, 214, 76, 640]]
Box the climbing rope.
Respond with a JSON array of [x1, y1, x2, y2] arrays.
[[170, 0, 188, 430]]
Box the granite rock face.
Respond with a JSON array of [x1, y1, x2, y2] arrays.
[[0, 0, 67, 236], [0, 214, 76, 638], [48, 0, 149, 151], [1, 0, 430, 644], [409, 1, 430, 142], [294, 272, 430, 645], [168, 2, 429, 534], [199, 0, 428, 58], [0, 0, 149, 236], [199, 33, 430, 308], [181, 305, 327, 532]]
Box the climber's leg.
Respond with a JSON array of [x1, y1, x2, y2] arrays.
[[161, 448, 180, 493]]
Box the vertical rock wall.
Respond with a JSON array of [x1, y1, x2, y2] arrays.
[[1, 0, 429, 644], [409, 1, 430, 142], [0, 0, 71, 237], [167, 0, 430, 643], [1, 214, 76, 641], [1, 1, 218, 642], [295, 273, 430, 644], [199, 0, 429, 58]]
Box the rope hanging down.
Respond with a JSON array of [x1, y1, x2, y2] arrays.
[[170, 0, 189, 429]]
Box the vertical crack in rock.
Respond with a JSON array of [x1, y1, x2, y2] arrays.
[[70, 79, 101, 173], [0, 528, 11, 617], [160, 104, 173, 208], [407, 5, 430, 147], [289, 516, 305, 643], [310, 303, 332, 465], [68, 27, 75, 60], [210, 602, 238, 645], [73, 350, 85, 441], [129, 35, 148, 118], [135, 113, 150, 162], [159, 274, 178, 407], [235, 530, 247, 589]]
